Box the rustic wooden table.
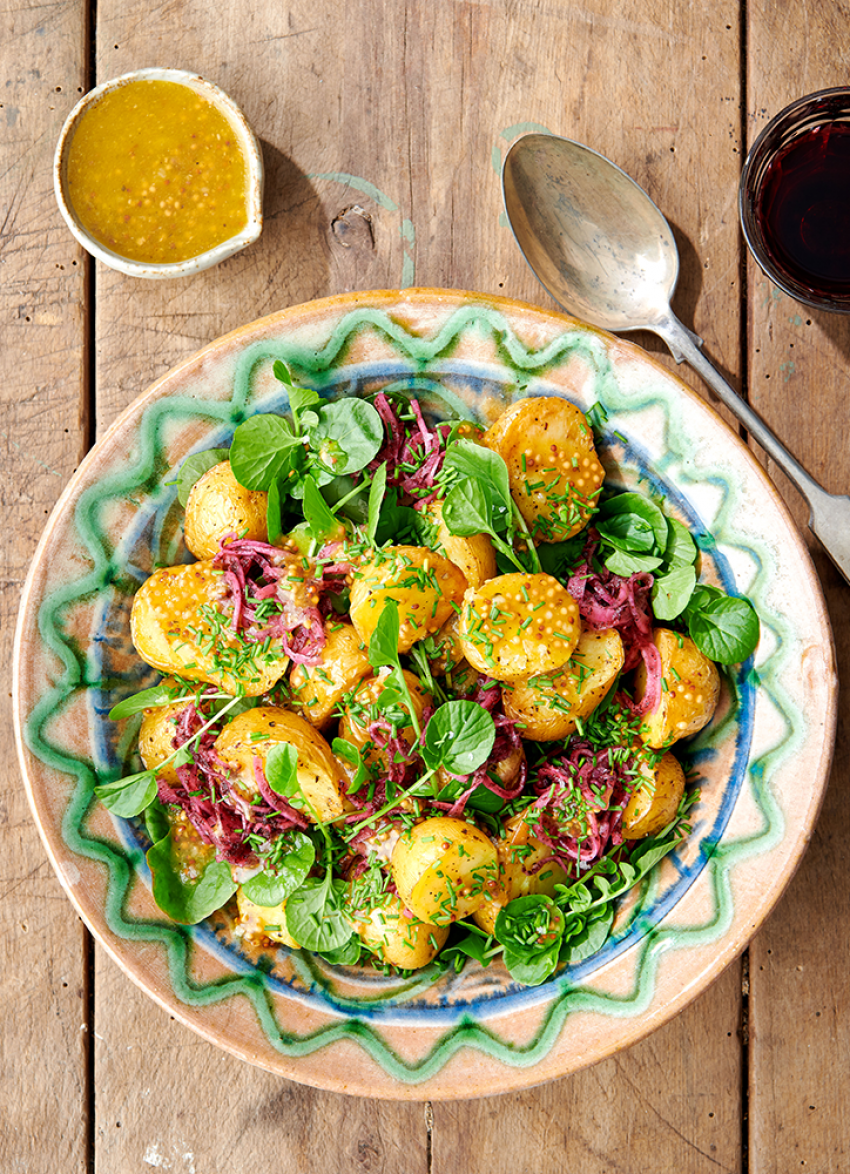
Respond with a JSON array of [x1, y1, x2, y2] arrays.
[[3, 1, 849, 1170]]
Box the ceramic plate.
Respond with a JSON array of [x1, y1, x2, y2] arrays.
[[13, 289, 837, 1099]]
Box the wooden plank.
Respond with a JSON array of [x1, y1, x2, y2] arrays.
[[88, 0, 745, 1166], [0, 0, 90, 1170], [746, 7, 850, 1170]]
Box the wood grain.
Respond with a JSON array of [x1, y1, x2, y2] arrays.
[[746, 3, 850, 1170], [0, 1, 91, 1171]]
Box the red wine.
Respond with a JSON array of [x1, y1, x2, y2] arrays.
[[755, 122, 850, 296]]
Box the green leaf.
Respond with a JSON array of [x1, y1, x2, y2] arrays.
[[321, 935, 362, 966], [175, 449, 230, 508], [230, 414, 301, 490], [95, 770, 158, 818], [302, 474, 341, 542], [267, 477, 284, 544], [596, 513, 656, 554], [599, 492, 668, 553], [147, 831, 237, 925], [559, 904, 614, 965], [443, 440, 512, 516], [536, 534, 587, 580], [265, 743, 301, 803], [603, 548, 662, 576], [495, 895, 565, 986], [285, 873, 354, 952], [241, 832, 315, 905], [440, 930, 495, 969], [308, 400, 384, 477], [108, 684, 185, 721], [368, 599, 402, 671], [366, 462, 388, 546], [332, 738, 369, 794], [422, 700, 496, 775], [651, 564, 697, 621], [288, 385, 322, 419], [144, 799, 171, 845], [664, 518, 698, 568], [687, 595, 760, 664], [442, 480, 495, 539], [273, 359, 294, 386]]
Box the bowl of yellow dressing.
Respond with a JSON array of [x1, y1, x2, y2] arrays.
[[54, 68, 264, 278]]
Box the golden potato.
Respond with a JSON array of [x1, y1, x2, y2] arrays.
[[427, 500, 497, 589], [621, 751, 686, 840], [391, 816, 499, 925], [349, 886, 448, 969], [215, 706, 349, 822], [472, 812, 569, 934], [130, 561, 289, 696], [458, 572, 580, 683], [349, 545, 467, 653], [337, 671, 432, 773], [184, 460, 268, 560], [137, 681, 197, 786], [503, 627, 624, 740], [236, 887, 301, 949], [289, 621, 372, 728], [482, 396, 605, 541], [634, 629, 721, 749]]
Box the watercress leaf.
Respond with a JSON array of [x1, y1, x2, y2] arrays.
[[323, 475, 370, 525], [442, 479, 495, 539], [230, 414, 301, 490], [596, 514, 657, 554], [321, 935, 362, 966], [684, 582, 724, 619], [559, 904, 614, 965], [147, 832, 237, 925], [273, 359, 293, 386], [285, 874, 354, 952], [309, 400, 384, 477], [688, 594, 760, 664], [536, 534, 587, 580], [465, 784, 508, 813], [368, 600, 402, 671], [242, 831, 315, 905], [144, 798, 171, 845], [422, 700, 496, 775], [439, 930, 495, 968], [175, 448, 230, 508], [651, 564, 697, 621], [288, 385, 321, 418], [374, 488, 425, 547], [108, 684, 185, 721], [94, 770, 158, 818], [603, 548, 662, 577], [443, 440, 512, 514], [267, 476, 284, 544], [503, 941, 561, 985], [265, 743, 301, 801], [664, 518, 698, 568], [332, 737, 368, 794], [600, 492, 668, 553], [367, 461, 388, 546], [302, 474, 341, 542]]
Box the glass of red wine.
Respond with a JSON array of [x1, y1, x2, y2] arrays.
[[740, 87, 850, 313]]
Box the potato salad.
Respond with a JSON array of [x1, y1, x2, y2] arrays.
[[99, 368, 759, 986]]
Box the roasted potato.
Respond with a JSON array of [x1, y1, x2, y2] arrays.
[[184, 460, 268, 559], [472, 812, 570, 935], [503, 627, 624, 740], [621, 751, 686, 840], [130, 561, 289, 696], [215, 707, 349, 822], [426, 500, 497, 590], [458, 572, 580, 683], [137, 679, 198, 786], [634, 629, 721, 749], [236, 887, 301, 949], [391, 816, 499, 925], [337, 670, 432, 773], [483, 396, 605, 541], [349, 886, 448, 969], [349, 545, 467, 653], [289, 621, 372, 728]]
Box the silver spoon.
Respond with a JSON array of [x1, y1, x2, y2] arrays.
[[502, 132, 850, 585]]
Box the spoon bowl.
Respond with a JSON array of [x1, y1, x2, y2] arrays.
[[502, 132, 850, 584]]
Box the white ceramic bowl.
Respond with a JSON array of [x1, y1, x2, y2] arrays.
[[53, 68, 264, 279]]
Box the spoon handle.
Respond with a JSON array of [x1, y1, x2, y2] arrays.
[[654, 312, 850, 584]]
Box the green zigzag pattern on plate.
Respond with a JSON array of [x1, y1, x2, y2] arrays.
[[25, 304, 793, 1083]]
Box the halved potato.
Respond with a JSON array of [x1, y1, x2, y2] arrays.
[[483, 396, 605, 541], [349, 545, 467, 653], [503, 627, 624, 740], [621, 751, 686, 840], [426, 500, 497, 589], [289, 621, 372, 728], [349, 886, 448, 969], [634, 629, 721, 749], [137, 679, 198, 786], [130, 561, 289, 696], [472, 811, 569, 934], [184, 460, 269, 559], [337, 670, 432, 773], [215, 707, 348, 822], [391, 816, 499, 925], [236, 887, 301, 949], [458, 572, 580, 683]]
